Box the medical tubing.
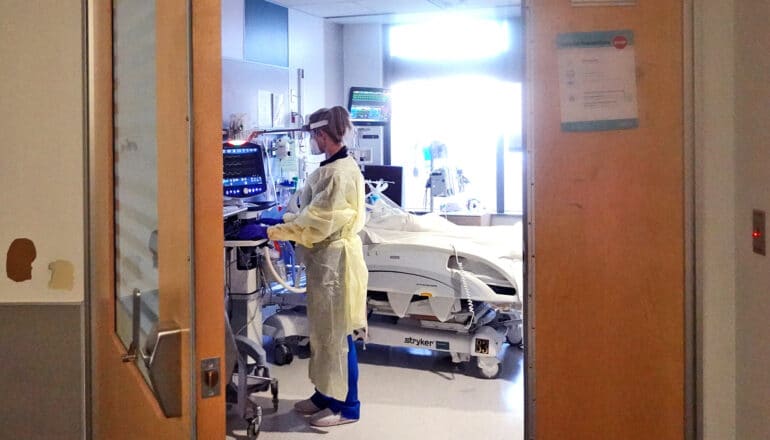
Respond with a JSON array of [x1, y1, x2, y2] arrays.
[[283, 243, 300, 288], [452, 245, 476, 329], [261, 246, 307, 293]]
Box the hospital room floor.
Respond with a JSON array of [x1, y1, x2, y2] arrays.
[[226, 341, 524, 440]]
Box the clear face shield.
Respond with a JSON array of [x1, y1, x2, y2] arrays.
[[342, 125, 357, 150], [301, 119, 356, 150], [302, 120, 329, 155]]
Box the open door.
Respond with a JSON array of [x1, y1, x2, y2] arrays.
[[526, 2, 686, 439], [89, 0, 223, 438]]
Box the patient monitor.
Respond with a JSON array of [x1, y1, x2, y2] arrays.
[[223, 140, 278, 296], [223, 140, 277, 209], [348, 87, 390, 166]]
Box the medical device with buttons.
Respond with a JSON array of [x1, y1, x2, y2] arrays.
[[223, 141, 277, 208], [348, 87, 390, 165]]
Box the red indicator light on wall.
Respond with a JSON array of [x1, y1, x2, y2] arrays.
[[754, 210, 766, 256]]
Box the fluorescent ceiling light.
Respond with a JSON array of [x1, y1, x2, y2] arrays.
[[389, 18, 510, 61]]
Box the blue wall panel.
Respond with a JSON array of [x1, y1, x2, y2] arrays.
[[244, 0, 288, 67]]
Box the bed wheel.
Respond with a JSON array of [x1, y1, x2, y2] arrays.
[[273, 343, 293, 366], [506, 324, 523, 347], [476, 357, 501, 379]]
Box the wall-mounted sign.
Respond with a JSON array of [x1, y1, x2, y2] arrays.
[[557, 30, 639, 132], [572, 0, 637, 6]]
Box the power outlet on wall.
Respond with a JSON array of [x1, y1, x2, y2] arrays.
[[753, 209, 766, 256]]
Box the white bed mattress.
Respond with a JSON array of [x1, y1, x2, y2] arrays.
[[361, 211, 523, 261]]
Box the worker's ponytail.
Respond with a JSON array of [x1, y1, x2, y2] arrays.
[[308, 106, 352, 145]]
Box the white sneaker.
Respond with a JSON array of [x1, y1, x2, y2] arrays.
[[309, 408, 358, 427], [293, 398, 322, 415]]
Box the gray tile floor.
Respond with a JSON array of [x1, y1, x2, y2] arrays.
[[226, 340, 524, 440]]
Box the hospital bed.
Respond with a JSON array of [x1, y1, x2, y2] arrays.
[[361, 194, 523, 378], [264, 189, 523, 379]]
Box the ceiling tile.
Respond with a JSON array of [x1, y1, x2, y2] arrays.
[[293, 2, 373, 17]]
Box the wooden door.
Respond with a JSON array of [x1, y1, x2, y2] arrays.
[[89, 0, 223, 438], [527, 1, 686, 439]]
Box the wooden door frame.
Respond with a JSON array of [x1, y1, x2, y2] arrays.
[[683, 1, 696, 438], [190, 0, 225, 438], [87, 0, 223, 437]]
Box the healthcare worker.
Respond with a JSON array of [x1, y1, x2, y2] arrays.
[[251, 106, 368, 427]]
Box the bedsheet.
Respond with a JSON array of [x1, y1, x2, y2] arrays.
[[362, 211, 523, 261]]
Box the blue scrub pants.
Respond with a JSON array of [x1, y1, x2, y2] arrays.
[[309, 335, 360, 419]]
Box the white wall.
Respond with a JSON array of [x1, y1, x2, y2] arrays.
[[222, 58, 289, 129], [220, 1, 344, 127], [222, 0, 244, 60], [324, 20, 345, 107], [0, 1, 86, 437], [343, 24, 383, 102], [734, 0, 770, 438], [696, 0, 737, 438], [290, 9, 344, 115], [0, 0, 84, 303], [698, 0, 770, 438], [289, 8, 324, 115]]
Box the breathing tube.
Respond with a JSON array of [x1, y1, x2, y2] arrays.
[[261, 246, 306, 294]]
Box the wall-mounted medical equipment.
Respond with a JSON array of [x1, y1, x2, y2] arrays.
[[352, 125, 385, 165], [348, 87, 391, 124], [348, 87, 391, 165]]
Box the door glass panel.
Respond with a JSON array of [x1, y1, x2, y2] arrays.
[[113, 0, 159, 351]]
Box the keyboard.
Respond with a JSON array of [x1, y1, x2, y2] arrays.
[[223, 205, 247, 218]]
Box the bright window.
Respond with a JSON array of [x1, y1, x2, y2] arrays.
[[390, 76, 523, 213]]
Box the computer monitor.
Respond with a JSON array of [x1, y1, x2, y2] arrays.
[[348, 87, 391, 125], [362, 165, 403, 206], [222, 141, 276, 207]]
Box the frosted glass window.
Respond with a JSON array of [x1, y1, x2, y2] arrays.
[[112, 0, 159, 349]]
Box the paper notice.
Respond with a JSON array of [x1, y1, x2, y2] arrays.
[[557, 30, 639, 132]]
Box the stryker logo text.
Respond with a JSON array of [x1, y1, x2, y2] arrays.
[[404, 337, 434, 348]]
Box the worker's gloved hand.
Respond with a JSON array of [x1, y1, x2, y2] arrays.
[[259, 217, 284, 226], [237, 224, 269, 240]]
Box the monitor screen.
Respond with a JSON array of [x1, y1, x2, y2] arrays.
[[222, 143, 267, 198], [348, 87, 391, 124], [362, 165, 403, 206]]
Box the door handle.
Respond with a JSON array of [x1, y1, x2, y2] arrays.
[[121, 289, 143, 363], [121, 288, 182, 418]]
